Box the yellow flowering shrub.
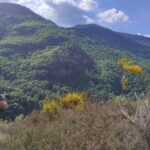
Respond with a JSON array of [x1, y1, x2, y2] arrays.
[[118, 57, 143, 91], [118, 57, 143, 76], [121, 76, 128, 90], [60, 92, 85, 112], [123, 65, 142, 76], [118, 58, 132, 67], [43, 100, 60, 116]]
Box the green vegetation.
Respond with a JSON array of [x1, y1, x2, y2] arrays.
[[0, 3, 149, 120]]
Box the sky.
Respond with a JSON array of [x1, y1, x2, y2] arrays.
[[0, 0, 150, 36]]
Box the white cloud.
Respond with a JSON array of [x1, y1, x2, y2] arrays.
[[78, 0, 98, 11], [82, 15, 95, 24], [143, 34, 150, 38], [0, 0, 98, 26], [17, 0, 55, 19], [98, 8, 129, 23], [0, 0, 55, 19], [50, 0, 97, 11], [137, 33, 150, 38], [47, 0, 75, 5]]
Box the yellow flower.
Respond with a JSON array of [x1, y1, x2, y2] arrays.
[[60, 92, 85, 112], [118, 58, 132, 67], [121, 76, 128, 90], [43, 100, 60, 116], [118, 57, 143, 76], [123, 65, 142, 76]]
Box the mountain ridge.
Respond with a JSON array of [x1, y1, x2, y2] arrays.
[[1, 2, 150, 41], [72, 24, 150, 58]]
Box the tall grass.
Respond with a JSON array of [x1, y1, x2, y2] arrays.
[[0, 101, 148, 150]]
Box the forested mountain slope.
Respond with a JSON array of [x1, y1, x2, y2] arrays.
[[0, 3, 149, 119]]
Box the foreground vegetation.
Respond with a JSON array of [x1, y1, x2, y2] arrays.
[[0, 99, 149, 150]]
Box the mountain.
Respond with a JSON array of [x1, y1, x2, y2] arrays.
[[73, 24, 150, 58], [0, 3, 55, 25], [119, 32, 150, 47], [0, 3, 149, 119]]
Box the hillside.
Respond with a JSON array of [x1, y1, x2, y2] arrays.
[[0, 3, 149, 119]]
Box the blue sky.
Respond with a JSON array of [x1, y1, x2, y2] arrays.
[[0, 0, 150, 36]]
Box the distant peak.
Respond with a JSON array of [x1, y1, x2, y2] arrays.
[[75, 24, 98, 27], [73, 24, 111, 31], [0, 2, 56, 25], [0, 3, 31, 14]]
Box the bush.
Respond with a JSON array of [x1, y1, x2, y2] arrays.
[[60, 92, 85, 112], [0, 101, 147, 150], [43, 100, 60, 117]]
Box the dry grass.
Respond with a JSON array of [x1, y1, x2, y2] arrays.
[[0, 101, 148, 150]]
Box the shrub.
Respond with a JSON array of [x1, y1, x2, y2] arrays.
[[118, 57, 142, 76], [43, 100, 60, 117], [118, 57, 143, 91], [118, 58, 150, 149], [121, 75, 128, 90], [60, 92, 85, 112], [0, 102, 147, 150]]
